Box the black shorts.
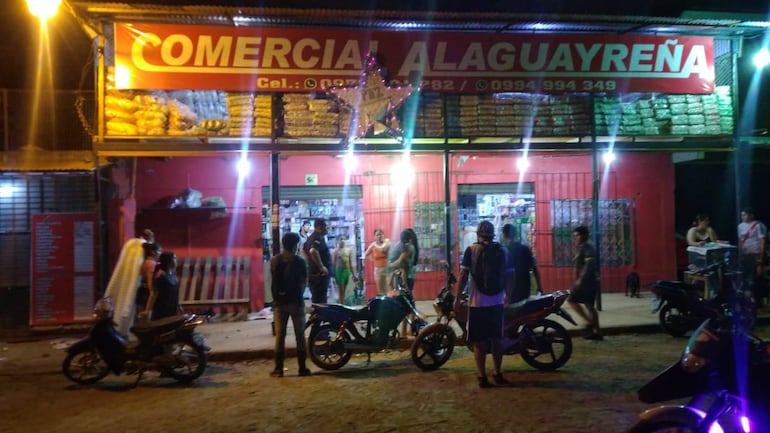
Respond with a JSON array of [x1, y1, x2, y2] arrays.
[[568, 285, 597, 305], [467, 305, 504, 343]]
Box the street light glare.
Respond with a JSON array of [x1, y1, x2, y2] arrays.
[[26, 0, 62, 21], [753, 47, 770, 69]]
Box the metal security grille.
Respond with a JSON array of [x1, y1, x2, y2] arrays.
[[550, 198, 635, 267], [0, 172, 95, 287]]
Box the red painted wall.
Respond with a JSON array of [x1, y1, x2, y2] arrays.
[[131, 151, 676, 310]]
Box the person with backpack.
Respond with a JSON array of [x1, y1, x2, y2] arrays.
[[453, 220, 514, 388], [270, 232, 312, 378], [568, 225, 603, 341]]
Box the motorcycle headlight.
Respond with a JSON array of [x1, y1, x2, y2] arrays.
[[681, 351, 708, 373]]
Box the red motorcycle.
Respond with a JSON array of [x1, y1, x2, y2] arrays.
[[411, 273, 577, 372]]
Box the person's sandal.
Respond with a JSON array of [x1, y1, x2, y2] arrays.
[[477, 375, 492, 388], [492, 373, 510, 385]]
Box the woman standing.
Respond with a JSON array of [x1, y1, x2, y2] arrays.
[[333, 235, 357, 303], [364, 228, 390, 295]]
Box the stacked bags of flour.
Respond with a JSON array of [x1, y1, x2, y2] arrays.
[[282, 94, 339, 137], [104, 91, 168, 136], [253, 94, 273, 137], [226, 92, 255, 136], [105, 90, 139, 135]]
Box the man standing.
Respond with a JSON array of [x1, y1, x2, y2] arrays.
[[298, 221, 311, 255], [502, 223, 543, 302], [269, 232, 311, 377], [304, 218, 332, 304], [567, 225, 603, 341], [738, 207, 767, 307], [454, 220, 514, 388]]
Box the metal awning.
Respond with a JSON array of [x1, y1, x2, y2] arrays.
[[67, 2, 770, 39], [0, 150, 97, 172]]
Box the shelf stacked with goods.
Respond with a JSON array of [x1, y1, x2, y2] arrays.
[[96, 89, 737, 155]]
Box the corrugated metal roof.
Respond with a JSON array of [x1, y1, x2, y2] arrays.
[[68, 2, 770, 38]]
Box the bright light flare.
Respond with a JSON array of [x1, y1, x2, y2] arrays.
[[753, 47, 770, 70], [0, 185, 16, 198], [602, 151, 616, 165], [516, 157, 530, 172], [343, 152, 358, 172], [26, 0, 62, 21], [391, 157, 415, 191], [236, 157, 250, 177]]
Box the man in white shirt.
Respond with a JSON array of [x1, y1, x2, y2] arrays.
[[737, 207, 767, 307]]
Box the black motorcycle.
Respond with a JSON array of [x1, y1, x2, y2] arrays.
[[62, 297, 209, 386], [650, 262, 752, 337], [305, 277, 433, 371], [626, 316, 770, 433], [412, 270, 576, 372]]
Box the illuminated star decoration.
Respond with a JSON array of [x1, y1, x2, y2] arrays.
[[327, 54, 420, 140]]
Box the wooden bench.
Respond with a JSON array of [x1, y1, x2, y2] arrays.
[[177, 256, 251, 321]]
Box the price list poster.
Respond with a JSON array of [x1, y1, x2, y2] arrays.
[[30, 213, 97, 325]]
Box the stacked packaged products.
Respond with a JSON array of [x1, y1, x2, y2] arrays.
[[102, 88, 734, 139], [281, 94, 340, 137], [594, 87, 734, 136]]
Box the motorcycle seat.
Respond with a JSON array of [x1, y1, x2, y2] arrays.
[[131, 314, 186, 336], [505, 296, 553, 318]]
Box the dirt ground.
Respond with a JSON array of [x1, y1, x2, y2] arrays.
[[0, 332, 708, 433]]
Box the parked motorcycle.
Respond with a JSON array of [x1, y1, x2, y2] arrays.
[[650, 262, 753, 337], [411, 274, 577, 372], [626, 316, 770, 433], [62, 297, 209, 386], [305, 278, 433, 371]]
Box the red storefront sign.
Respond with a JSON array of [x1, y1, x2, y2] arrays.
[[30, 213, 97, 326], [114, 23, 715, 94]]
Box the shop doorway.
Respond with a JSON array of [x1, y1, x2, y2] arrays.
[[261, 185, 363, 304], [457, 183, 536, 251]]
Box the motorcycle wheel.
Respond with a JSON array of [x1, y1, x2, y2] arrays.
[[410, 323, 455, 372], [519, 319, 572, 371], [626, 420, 699, 433], [62, 349, 110, 385], [308, 324, 353, 370], [658, 304, 688, 337], [160, 341, 207, 383]]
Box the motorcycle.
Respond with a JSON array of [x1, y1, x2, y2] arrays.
[[626, 316, 770, 433], [650, 262, 753, 337], [411, 272, 577, 372], [305, 272, 435, 371], [62, 297, 209, 386]]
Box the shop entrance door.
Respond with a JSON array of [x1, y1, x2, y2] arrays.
[[261, 185, 363, 304]]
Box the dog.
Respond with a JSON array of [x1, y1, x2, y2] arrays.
[[625, 271, 641, 298]]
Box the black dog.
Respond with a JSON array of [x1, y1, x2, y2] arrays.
[[625, 272, 641, 298]]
